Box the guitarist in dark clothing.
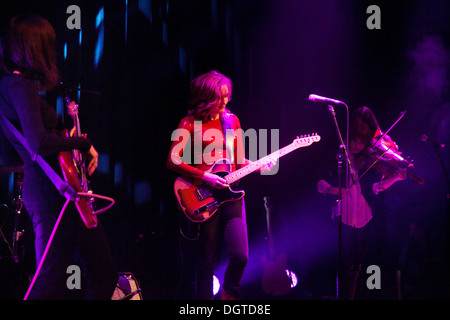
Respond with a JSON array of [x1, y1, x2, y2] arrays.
[[0, 15, 117, 299], [167, 71, 275, 299]]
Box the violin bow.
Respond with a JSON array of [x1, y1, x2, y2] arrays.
[[373, 110, 406, 145]]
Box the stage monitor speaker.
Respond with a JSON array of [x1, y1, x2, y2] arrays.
[[111, 272, 143, 300]]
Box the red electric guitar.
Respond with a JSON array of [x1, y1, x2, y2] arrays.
[[58, 100, 97, 229], [174, 134, 321, 223]]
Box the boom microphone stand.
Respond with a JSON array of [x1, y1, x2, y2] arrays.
[[429, 139, 450, 267], [308, 94, 352, 299], [326, 103, 351, 300]]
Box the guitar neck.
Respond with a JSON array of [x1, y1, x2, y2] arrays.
[[224, 134, 320, 184], [67, 100, 82, 137], [75, 115, 81, 137], [265, 201, 275, 256], [68, 104, 84, 164], [224, 141, 297, 184]]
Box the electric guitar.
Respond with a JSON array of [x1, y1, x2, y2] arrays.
[[58, 100, 97, 229], [174, 134, 321, 223]]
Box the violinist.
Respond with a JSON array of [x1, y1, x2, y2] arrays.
[[316, 106, 406, 300]]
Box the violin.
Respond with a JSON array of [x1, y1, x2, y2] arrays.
[[372, 130, 413, 168], [354, 129, 424, 185]]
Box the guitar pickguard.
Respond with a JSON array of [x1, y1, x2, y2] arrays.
[[175, 169, 245, 223]]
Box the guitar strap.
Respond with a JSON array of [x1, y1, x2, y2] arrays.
[[220, 112, 235, 165], [0, 112, 78, 201]]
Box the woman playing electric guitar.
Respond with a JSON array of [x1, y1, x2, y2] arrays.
[[167, 71, 275, 300]]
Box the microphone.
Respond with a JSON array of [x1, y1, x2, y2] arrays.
[[421, 134, 445, 148], [308, 94, 344, 105]]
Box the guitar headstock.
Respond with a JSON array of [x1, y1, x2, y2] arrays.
[[67, 100, 79, 118], [293, 133, 321, 146], [263, 196, 273, 215]]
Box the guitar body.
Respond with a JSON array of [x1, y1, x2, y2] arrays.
[[59, 129, 97, 229], [261, 253, 292, 296], [174, 159, 245, 223]]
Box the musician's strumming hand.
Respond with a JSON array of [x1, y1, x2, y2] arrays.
[[203, 172, 229, 189], [86, 145, 99, 176]]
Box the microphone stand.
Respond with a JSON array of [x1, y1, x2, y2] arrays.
[[431, 142, 450, 265], [12, 172, 24, 264], [326, 103, 351, 300]]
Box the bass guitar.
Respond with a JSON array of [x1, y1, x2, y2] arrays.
[[174, 134, 321, 223], [58, 100, 97, 229]]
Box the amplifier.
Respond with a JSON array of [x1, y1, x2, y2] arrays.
[[111, 272, 143, 300]]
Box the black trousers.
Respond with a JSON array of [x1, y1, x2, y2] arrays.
[[180, 198, 249, 300], [340, 221, 372, 299], [26, 199, 117, 300]]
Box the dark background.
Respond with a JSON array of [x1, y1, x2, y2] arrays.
[[0, 0, 449, 300]]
